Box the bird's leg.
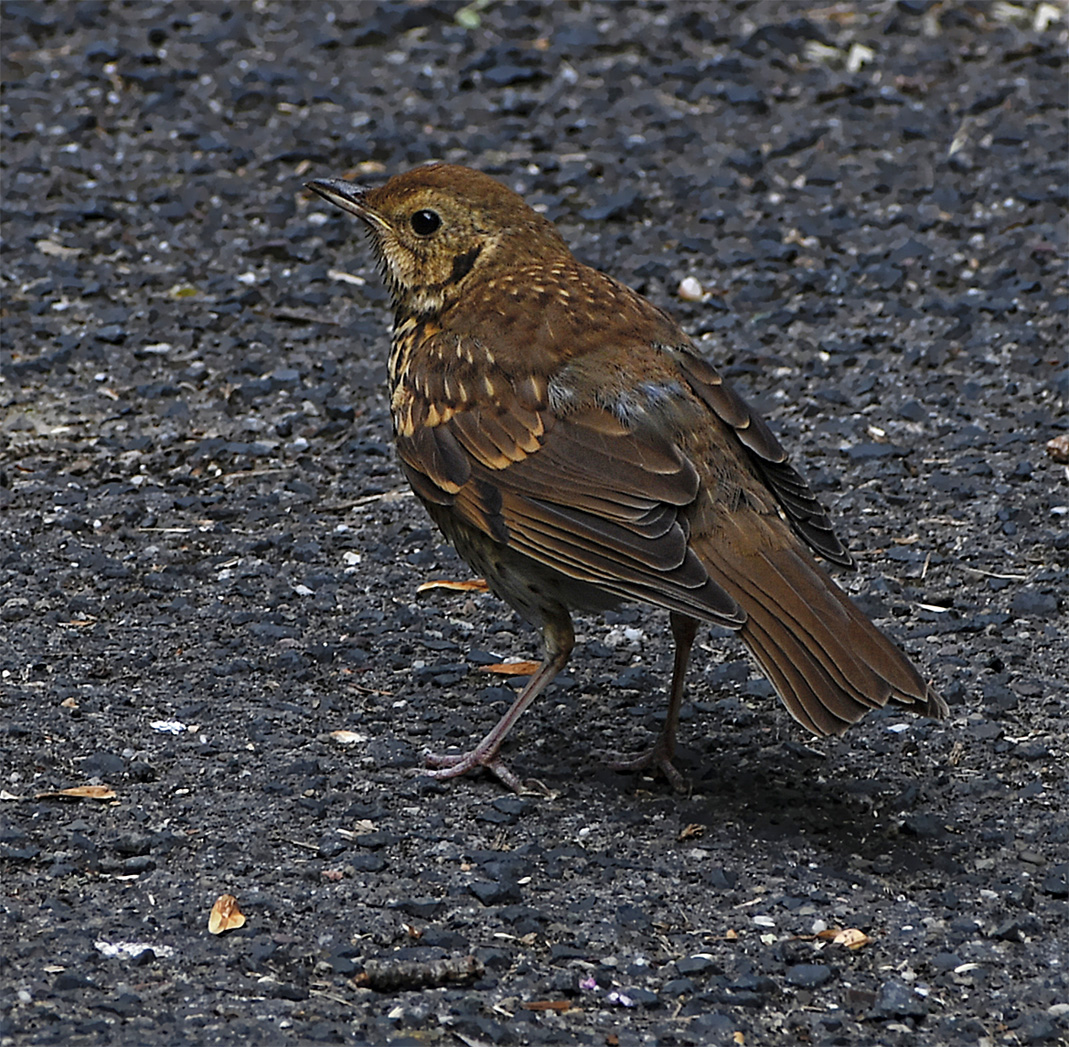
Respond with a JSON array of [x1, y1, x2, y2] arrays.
[[424, 615, 574, 792], [604, 612, 698, 791]]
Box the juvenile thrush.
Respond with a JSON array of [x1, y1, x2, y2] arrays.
[[307, 163, 946, 791]]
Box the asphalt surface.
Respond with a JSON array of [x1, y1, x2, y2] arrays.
[[2, 2, 1067, 1045]]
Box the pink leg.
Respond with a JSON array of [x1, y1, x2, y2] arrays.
[[424, 616, 574, 792], [605, 613, 697, 791]]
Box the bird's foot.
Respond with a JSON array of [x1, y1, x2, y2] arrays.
[[603, 742, 687, 792], [423, 748, 525, 793]]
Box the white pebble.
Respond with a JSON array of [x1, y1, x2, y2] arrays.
[[678, 276, 705, 301]]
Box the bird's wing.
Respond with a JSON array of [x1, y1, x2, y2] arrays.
[[395, 398, 744, 625], [672, 350, 853, 567]]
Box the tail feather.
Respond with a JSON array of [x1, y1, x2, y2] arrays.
[[696, 529, 946, 736], [741, 615, 856, 735]]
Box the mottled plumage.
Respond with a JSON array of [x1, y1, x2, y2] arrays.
[[308, 163, 946, 791]]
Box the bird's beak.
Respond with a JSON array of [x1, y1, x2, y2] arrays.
[[305, 178, 384, 229]]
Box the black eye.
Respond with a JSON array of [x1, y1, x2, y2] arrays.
[[410, 209, 441, 236]]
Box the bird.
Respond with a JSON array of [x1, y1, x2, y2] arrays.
[[306, 163, 947, 792]]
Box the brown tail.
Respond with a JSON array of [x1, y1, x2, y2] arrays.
[[696, 526, 947, 736]]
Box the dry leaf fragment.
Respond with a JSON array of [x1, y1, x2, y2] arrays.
[[733, 1034, 746, 1046], [329, 729, 367, 745], [36, 785, 117, 801], [1045, 433, 1069, 463], [678, 823, 704, 841], [208, 894, 246, 934], [831, 927, 872, 950], [725, 929, 738, 940], [804, 927, 872, 950], [479, 661, 541, 676], [416, 578, 490, 594]]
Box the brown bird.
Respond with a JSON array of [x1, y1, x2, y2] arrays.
[[307, 164, 946, 791]]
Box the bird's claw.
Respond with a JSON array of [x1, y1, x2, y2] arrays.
[[423, 748, 525, 793], [603, 744, 688, 792]]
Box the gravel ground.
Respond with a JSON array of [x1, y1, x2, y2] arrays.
[[2, 2, 1067, 1045]]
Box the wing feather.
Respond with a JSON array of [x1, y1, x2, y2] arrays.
[[675, 350, 852, 566]]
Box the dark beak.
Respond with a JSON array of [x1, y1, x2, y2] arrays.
[[305, 178, 373, 221]]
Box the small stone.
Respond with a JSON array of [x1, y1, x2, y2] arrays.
[[993, 915, 1041, 941], [676, 954, 719, 976], [1010, 589, 1059, 616], [845, 441, 902, 460], [786, 963, 833, 988], [349, 853, 386, 873], [930, 951, 963, 971], [1018, 1014, 1059, 1044], [470, 879, 521, 905], [662, 977, 695, 996], [678, 276, 705, 301], [871, 980, 928, 1019], [1041, 865, 1068, 897], [1, 598, 31, 622], [121, 855, 156, 874], [80, 752, 126, 777], [392, 898, 443, 919], [317, 835, 346, 859], [54, 972, 96, 991], [580, 188, 638, 222]]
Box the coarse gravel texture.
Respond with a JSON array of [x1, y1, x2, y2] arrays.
[[2, 1, 1068, 1045]]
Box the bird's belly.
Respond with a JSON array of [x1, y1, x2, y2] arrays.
[[424, 503, 620, 626]]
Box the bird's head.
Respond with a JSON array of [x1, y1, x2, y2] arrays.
[[307, 163, 568, 319]]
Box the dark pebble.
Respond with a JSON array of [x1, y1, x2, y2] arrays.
[[80, 751, 126, 777], [662, 977, 695, 996], [993, 915, 1042, 942], [845, 441, 903, 460], [624, 987, 660, 1007], [689, 1011, 737, 1042], [676, 954, 720, 977], [615, 903, 652, 930], [54, 972, 96, 991], [470, 879, 522, 906], [349, 853, 386, 873], [871, 980, 928, 1019], [1041, 865, 1068, 897], [111, 832, 154, 856], [930, 951, 963, 971], [1017, 1014, 1060, 1044], [392, 898, 443, 919], [328, 949, 360, 975], [317, 835, 346, 859], [785, 963, 833, 988], [1010, 589, 1059, 616], [707, 867, 737, 890], [355, 831, 400, 848], [120, 855, 156, 874]]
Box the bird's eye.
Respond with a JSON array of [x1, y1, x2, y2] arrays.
[[410, 209, 441, 236]]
